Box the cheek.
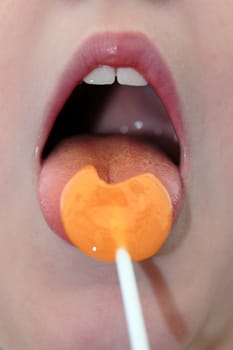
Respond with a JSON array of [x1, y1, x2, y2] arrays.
[[182, 87, 233, 329], [184, 9, 233, 227], [0, 0, 51, 157], [195, 58, 233, 213]]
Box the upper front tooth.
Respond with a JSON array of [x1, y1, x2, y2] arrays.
[[83, 66, 115, 85], [117, 68, 147, 86], [83, 66, 148, 86]]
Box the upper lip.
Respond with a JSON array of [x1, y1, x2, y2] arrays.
[[40, 31, 185, 169]]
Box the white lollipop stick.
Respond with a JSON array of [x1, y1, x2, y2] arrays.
[[116, 248, 151, 350]]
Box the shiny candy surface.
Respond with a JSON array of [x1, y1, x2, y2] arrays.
[[60, 165, 172, 262]]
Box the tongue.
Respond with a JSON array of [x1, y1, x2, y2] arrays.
[[39, 135, 182, 241]]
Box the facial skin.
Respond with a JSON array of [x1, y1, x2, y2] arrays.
[[0, 1, 233, 349]]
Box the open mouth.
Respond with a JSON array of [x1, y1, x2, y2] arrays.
[[42, 76, 180, 166], [38, 32, 183, 244]]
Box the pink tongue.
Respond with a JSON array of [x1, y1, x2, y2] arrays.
[[38, 135, 182, 240]]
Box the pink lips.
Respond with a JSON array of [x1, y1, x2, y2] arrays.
[[40, 31, 184, 164], [38, 31, 185, 243]]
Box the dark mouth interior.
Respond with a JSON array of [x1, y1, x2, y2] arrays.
[[42, 83, 180, 165]]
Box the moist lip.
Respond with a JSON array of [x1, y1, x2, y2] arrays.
[[38, 31, 185, 241], [39, 31, 185, 172]]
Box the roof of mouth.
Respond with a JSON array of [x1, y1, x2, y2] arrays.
[[42, 83, 180, 166]]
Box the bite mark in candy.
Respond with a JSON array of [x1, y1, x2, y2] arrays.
[[60, 165, 172, 262]]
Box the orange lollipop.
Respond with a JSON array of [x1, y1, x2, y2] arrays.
[[60, 165, 172, 262]]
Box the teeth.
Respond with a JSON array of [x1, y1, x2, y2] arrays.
[[83, 66, 148, 86], [116, 68, 147, 86], [83, 66, 115, 85]]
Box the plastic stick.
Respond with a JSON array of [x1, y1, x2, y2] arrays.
[[116, 248, 151, 350]]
